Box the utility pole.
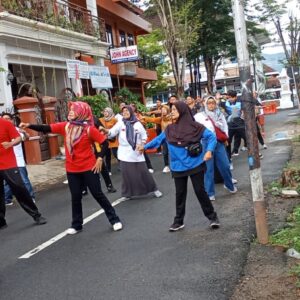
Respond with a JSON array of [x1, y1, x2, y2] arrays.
[[231, 0, 269, 244]]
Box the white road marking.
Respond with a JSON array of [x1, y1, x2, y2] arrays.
[[18, 197, 128, 259]]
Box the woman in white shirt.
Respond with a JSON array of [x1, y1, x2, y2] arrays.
[[194, 96, 237, 201], [102, 105, 162, 199]]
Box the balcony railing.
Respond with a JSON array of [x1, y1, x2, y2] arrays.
[[0, 0, 107, 42]]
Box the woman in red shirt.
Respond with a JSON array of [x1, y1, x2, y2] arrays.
[[20, 102, 122, 234]]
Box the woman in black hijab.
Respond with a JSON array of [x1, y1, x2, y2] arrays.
[[145, 102, 220, 231]]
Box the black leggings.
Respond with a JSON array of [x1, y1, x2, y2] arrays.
[[105, 147, 118, 173], [0, 168, 41, 225], [67, 170, 120, 230], [173, 170, 216, 225]]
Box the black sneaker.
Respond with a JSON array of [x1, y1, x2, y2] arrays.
[[209, 217, 220, 229], [34, 216, 47, 225], [107, 185, 117, 193], [169, 223, 185, 232]]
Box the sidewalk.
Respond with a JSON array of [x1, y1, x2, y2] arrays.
[[27, 158, 66, 191]]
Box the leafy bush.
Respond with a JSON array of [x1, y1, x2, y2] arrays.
[[114, 88, 148, 113], [270, 205, 300, 252], [76, 94, 110, 117]]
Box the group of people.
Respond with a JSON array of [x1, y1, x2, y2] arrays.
[[1, 90, 266, 234]]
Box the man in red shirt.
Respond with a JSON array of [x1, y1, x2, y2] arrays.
[[0, 117, 46, 229]]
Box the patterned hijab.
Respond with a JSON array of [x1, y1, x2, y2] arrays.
[[66, 101, 94, 156], [103, 107, 114, 121], [122, 105, 139, 150]]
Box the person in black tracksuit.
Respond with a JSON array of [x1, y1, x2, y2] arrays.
[[81, 116, 117, 195]]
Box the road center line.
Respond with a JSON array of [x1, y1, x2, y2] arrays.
[[18, 197, 127, 259]]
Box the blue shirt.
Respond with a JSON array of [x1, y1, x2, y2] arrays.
[[144, 129, 216, 172]]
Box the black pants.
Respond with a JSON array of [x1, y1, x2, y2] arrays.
[[105, 147, 118, 173], [162, 141, 169, 167], [0, 168, 41, 226], [257, 123, 265, 146], [144, 152, 153, 169], [173, 170, 216, 225], [67, 170, 120, 230], [82, 162, 113, 191], [156, 127, 162, 152], [227, 127, 247, 158]]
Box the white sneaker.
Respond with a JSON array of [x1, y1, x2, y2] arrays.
[[224, 185, 238, 193], [263, 144, 268, 149], [241, 147, 248, 151], [66, 228, 81, 235], [154, 190, 163, 198], [232, 178, 238, 184], [209, 195, 215, 201], [162, 166, 170, 173], [232, 152, 239, 157], [230, 163, 234, 170], [109, 172, 112, 176], [148, 169, 154, 173], [113, 222, 123, 231], [63, 180, 68, 184]]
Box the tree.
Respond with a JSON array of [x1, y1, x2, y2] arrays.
[[138, 29, 171, 97], [189, 0, 236, 94], [148, 0, 201, 98], [254, 0, 300, 103], [189, 0, 266, 94]]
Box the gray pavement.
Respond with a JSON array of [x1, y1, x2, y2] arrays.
[[0, 109, 299, 300]]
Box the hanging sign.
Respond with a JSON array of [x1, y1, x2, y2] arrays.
[[89, 66, 113, 89], [109, 45, 139, 64], [66, 60, 89, 79]]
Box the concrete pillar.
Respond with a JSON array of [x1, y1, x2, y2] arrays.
[[0, 43, 13, 111], [14, 97, 42, 164], [42, 96, 60, 158]]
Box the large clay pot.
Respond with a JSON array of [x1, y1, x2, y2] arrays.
[[14, 97, 42, 164], [42, 96, 60, 157]]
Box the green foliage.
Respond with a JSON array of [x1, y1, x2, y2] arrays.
[[270, 205, 300, 252], [289, 264, 300, 288], [76, 94, 110, 117], [0, 67, 6, 72], [138, 29, 171, 97], [267, 180, 283, 196], [114, 88, 148, 113]]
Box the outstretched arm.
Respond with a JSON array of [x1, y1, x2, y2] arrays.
[[20, 123, 52, 133]]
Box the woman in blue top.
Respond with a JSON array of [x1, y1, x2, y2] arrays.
[[144, 102, 220, 231]]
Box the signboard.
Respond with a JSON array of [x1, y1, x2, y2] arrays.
[[66, 59, 89, 79], [89, 66, 113, 89], [109, 45, 139, 64]]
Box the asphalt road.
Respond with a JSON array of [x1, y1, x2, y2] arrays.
[[0, 109, 297, 300]]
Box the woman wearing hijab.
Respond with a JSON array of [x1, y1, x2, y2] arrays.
[[100, 105, 162, 199], [194, 96, 237, 201], [99, 107, 119, 175], [130, 103, 154, 173], [142, 105, 172, 173], [144, 101, 220, 231], [20, 101, 122, 234]]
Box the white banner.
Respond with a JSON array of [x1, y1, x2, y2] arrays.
[[110, 45, 139, 64], [66, 59, 89, 79], [89, 66, 113, 89]]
